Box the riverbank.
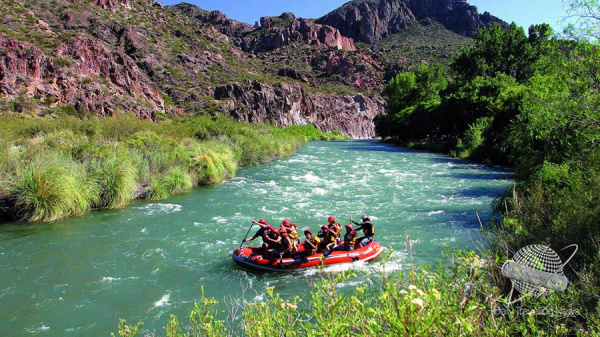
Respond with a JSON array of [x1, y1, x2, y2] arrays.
[[0, 114, 347, 222]]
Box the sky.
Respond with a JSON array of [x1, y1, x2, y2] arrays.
[[160, 0, 570, 33]]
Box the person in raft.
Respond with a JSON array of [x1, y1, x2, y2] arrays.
[[351, 214, 375, 246], [302, 229, 321, 256], [326, 216, 342, 242], [242, 218, 270, 248], [278, 227, 296, 258], [280, 219, 299, 250], [317, 225, 337, 254], [343, 224, 359, 250]]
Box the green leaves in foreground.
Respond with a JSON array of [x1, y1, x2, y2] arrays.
[[113, 249, 600, 336]]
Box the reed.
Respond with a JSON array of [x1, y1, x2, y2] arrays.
[[91, 155, 138, 209], [157, 166, 193, 196], [8, 157, 99, 222]]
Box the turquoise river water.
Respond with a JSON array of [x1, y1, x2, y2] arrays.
[[0, 140, 513, 336]]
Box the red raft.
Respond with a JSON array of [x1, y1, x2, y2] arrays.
[[232, 240, 382, 272]]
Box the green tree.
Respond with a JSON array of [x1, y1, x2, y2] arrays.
[[562, 0, 600, 42], [451, 23, 554, 84], [375, 65, 447, 140]]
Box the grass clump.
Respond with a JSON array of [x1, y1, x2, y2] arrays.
[[155, 166, 193, 198], [7, 157, 98, 222], [91, 155, 138, 209]]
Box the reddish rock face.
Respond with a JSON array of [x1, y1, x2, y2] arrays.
[[94, 0, 131, 10], [0, 36, 165, 119], [236, 16, 356, 52], [214, 81, 384, 138]]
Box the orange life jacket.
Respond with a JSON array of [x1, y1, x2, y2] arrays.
[[344, 231, 357, 247]]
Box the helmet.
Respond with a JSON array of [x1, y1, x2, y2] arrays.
[[272, 229, 280, 235], [321, 225, 328, 231], [282, 219, 291, 226], [280, 228, 288, 234], [361, 214, 369, 220], [258, 218, 267, 224], [328, 216, 335, 222], [304, 229, 313, 235], [266, 225, 274, 230], [345, 224, 354, 230]]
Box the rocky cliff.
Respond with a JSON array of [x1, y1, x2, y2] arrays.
[[214, 81, 383, 138], [0, 35, 165, 119], [316, 0, 507, 44]]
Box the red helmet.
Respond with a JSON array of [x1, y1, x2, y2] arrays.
[[321, 225, 328, 231], [280, 228, 288, 234], [282, 219, 291, 226], [272, 229, 280, 235], [304, 229, 313, 235], [328, 216, 335, 222], [258, 218, 267, 224], [266, 225, 274, 230], [345, 224, 354, 230]]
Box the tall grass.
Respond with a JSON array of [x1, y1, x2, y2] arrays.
[[0, 114, 344, 222], [112, 248, 600, 336], [91, 155, 138, 209], [154, 166, 193, 198], [7, 157, 99, 222]]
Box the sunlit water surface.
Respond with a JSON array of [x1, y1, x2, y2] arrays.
[[0, 140, 513, 335]]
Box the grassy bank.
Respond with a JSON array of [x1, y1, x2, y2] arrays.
[[0, 114, 347, 222]]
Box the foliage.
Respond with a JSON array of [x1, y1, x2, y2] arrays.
[[0, 115, 343, 222], [7, 156, 99, 222], [562, 0, 600, 42], [113, 249, 600, 336]]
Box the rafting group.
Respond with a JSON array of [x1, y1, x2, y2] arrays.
[[242, 215, 375, 259]]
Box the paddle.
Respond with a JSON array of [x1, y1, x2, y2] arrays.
[[239, 222, 254, 248]]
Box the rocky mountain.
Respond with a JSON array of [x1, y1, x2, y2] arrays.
[[316, 0, 507, 44], [0, 0, 507, 138]]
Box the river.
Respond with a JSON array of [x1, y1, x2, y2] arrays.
[[0, 140, 513, 336]]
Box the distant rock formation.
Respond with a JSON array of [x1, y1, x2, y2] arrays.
[[214, 81, 384, 138], [234, 13, 356, 52], [316, 0, 508, 43]]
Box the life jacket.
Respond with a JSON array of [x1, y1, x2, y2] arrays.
[[362, 221, 375, 236], [329, 223, 342, 238], [288, 225, 299, 242], [305, 236, 320, 255], [279, 235, 293, 251], [344, 231, 357, 247]]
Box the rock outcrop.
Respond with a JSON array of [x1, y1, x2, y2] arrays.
[[316, 0, 507, 43], [235, 13, 356, 52], [167, 4, 254, 37], [214, 81, 384, 138], [0, 36, 166, 119]]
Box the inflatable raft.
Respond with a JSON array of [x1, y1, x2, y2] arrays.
[[232, 240, 382, 272]]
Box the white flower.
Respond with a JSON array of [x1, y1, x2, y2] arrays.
[[411, 298, 424, 307]]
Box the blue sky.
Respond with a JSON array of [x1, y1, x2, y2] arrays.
[[160, 0, 568, 33]]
